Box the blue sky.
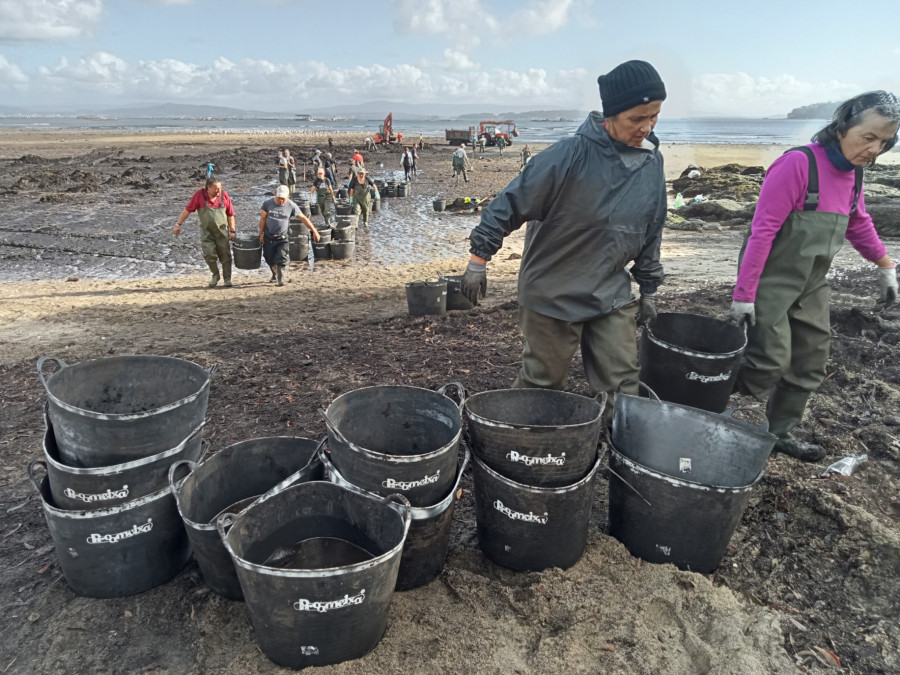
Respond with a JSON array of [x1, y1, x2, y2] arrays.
[[1, 0, 898, 116]]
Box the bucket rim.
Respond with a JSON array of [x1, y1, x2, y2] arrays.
[[608, 443, 763, 492], [464, 388, 603, 431], [614, 391, 775, 443], [645, 312, 747, 359], [29, 464, 175, 519], [320, 445, 469, 520], [472, 448, 602, 494], [324, 385, 462, 463], [405, 279, 447, 290], [42, 408, 206, 476], [170, 435, 324, 532], [37, 355, 215, 422], [221, 481, 411, 578]]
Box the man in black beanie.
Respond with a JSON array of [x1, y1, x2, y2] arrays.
[[460, 60, 667, 415]]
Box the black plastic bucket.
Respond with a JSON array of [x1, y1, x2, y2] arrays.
[[317, 227, 333, 243], [333, 224, 356, 241], [322, 383, 464, 507], [640, 313, 747, 412], [385, 183, 396, 198], [335, 202, 353, 216], [397, 183, 409, 197], [612, 384, 775, 487], [28, 464, 190, 598], [432, 199, 447, 212], [320, 444, 469, 591], [471, 451, 600, 572], [335, 214, 359, 228], [37, 356, 215, 468], [42, 408, 205, 510], [289, 219, 309, 237], [232, 233, 262, 270], [312, 241, 332, 260], [607, 444, 761, 573], [309, 201, 320, 215], [289, 236, 310, 262], [441, 274, 473, 310], [465, 389, 605, 488], [405, 279, 447, 317], [372, 197, 380, 213], [331, 240, 356, 260], [169, 436, 324, 600], [217, 481, 411, 669]]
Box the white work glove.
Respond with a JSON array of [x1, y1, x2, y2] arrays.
[[877, 266, 898, 306], [729, 301, 756, 326]]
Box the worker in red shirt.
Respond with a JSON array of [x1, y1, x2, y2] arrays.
[[352, 149, 364, 167], [173, 178, 237, 288]]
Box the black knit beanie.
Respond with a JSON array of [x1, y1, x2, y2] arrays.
[[597, 60, 667, 118]]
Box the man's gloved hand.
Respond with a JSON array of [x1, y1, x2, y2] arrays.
[[877, 266, 898, 306], [729, 301, 756, 326], [460, 260, 487, 306], [636, 293, 657, 325]]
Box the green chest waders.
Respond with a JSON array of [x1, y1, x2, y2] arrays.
[[737, 147, 862, 439], [197, 194, 232, 284]]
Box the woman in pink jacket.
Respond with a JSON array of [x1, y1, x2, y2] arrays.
[[730, 91, 899, 461]]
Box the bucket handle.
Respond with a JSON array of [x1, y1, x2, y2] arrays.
[[618, 379, 662, 403], [256, 437, 328, 506], [605, 447, 653, 508], [437, 382, 466, 409], [384, 493, 413, 536], [36, 356, 69, 392], [167, 459, 199, 497], [319, 408, 353, 448], [206, 364, 219, 378], [27, 460, 48, 494], [216, 512, 239, 554], [720, 406, 770, 433], [594, 390, 608, 411]]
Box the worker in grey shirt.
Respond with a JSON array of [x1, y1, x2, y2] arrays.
[[460, 60, 668, 414], [259, 185, 319, 286]]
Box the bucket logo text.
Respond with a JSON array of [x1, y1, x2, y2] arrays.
[[505, 450, 566, 466], [382, 471, 440, 491], [686, 371, 731, 383], [294, 589, 366, 613], [86, 518, 153, 545], [493, 500, 548, 524], [64, 485, 129, 503]]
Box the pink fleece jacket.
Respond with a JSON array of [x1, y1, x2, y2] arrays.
[[733, 143, 887, 303]]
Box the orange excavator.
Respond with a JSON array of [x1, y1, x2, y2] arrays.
[[478, 120, 518, 146], [374, 113, 403, 145]]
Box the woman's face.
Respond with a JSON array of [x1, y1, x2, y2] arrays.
[[839, 110, 899, 166]]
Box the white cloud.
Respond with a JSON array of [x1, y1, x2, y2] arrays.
[[693, 72, 859, 116], [0, 54, 28, 84], [0, 0, 102, 42], [13, 51, 587, 108], [506, 0, 575, 36]]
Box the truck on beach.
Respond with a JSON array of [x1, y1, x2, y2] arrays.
[[445, 126, 476, 146]]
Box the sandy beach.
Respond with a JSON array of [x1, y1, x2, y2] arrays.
[[1, 128, 899, 674]]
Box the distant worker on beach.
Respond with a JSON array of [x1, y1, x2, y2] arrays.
[[520, 144, 532, 168], [496, 134, 507, 154], [352, 148, 364, 167], [311, 167, 336, 228], [174, 177, 237, 288], [283, 149, 297, 192], [349, 166, 377, 226], [729, 90, 900, 461], [460, 60, 668, 415], [259, 185, 319, 286], [364, 137, 376, 152], [276, 151, 287, 184], [401, 146, 414, 182], [452, 145, 471, 183]]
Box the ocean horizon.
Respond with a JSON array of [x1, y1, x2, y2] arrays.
[[0, 114, 829, 146]]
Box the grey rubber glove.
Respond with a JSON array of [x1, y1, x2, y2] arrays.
[[729, 301, 756, 326], [636, 293, 657, 325], [877, 266, 898, 305], [460, 260, 487, 306]]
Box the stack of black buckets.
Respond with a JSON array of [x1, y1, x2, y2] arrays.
[[464, 389, 607, 572], [303, 200, 358, 262], [29, 355, 213, 598]]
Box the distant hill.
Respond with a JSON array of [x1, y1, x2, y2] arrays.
[[100, 102, 287, 118], [787, 102, 839, 120]]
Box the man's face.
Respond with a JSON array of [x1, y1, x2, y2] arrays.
[[605, 100, 662, 147], [206, 183, 222, 199], [274, 196, 287, 206]]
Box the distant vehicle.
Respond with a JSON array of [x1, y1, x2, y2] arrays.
[[445, 126, 476, 146], [478, 120, 518, 146], [374, 113, 402, 145]]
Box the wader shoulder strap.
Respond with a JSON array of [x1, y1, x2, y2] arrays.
[[851, 167, 863, 213], [786, 146, 819, 211]]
